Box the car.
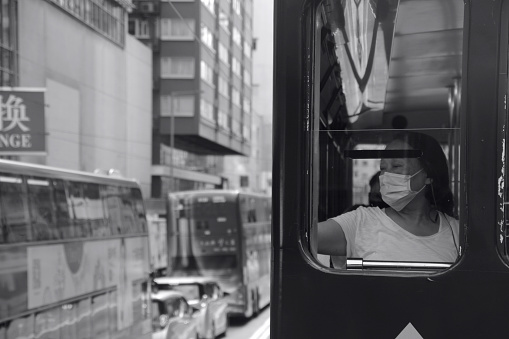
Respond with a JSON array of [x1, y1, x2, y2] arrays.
[[151, 290, 200, 339], [153, 277, 229, 339]]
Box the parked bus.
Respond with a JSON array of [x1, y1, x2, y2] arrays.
[[166, 190, 271, 318], [272, 0, 509, 337], [0, 159, 151, 339]]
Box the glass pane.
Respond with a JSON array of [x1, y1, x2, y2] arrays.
[[83, 184, 108, 237], [53, 180, 74, 239], [27, 178, 59, 241], [6, 315, 34, 339], [35, 306, 60, 339], [76, 299, 91, 339], [68, 182, 91, 238], [0, 175, 30, 243], [313, 0, 463, 269]]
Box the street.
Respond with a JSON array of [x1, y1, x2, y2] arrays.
[[225, 306, 270, 339]]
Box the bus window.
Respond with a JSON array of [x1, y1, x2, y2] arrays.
[[102, 186, 123, 235], [52, 180, 74, 239], [84, 184, 109, 237], [131, 188, 147, 233], [91, 294, 109, 339], [27, 177, 59, 241], [120, 187, 137, 234], [0, 175, 30, 243], [68, 182, 91, 238]]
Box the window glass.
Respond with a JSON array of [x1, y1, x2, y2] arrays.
[[161, 57, 195, 78], [108, 291, 117, 333], [120, 187, 137, 234], [0, 175, 30, 243], [53, 180, 74, 239], [84, 184, 109, 237], [312, 0, 463, 271], [28, 177, 59, 241], [131, 188, 147, 233], [166, 299, 180, 318], [102, 186, 123, 235], [170, 284, 201, 302], [161, 18, 195, 39], [68, 182, 91, 238]]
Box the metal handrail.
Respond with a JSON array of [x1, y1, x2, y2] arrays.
[[346, 258, 453, 270]]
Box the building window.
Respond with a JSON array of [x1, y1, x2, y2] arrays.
[[218, 76, 229, 98], [243, 124, 250, 140], [243, 97, 251, 113], [200, 60, 214, 85], [232, 27, 241, 47], [200, 24, 215, 51], [161, 57, 195, 78], [128, 18, 150, 38], [161, 95, 195, 117], [219, 10, 229, 33], [232, 118, 241, 137], [232, 0, 241, 16], [218, 109, 229, 130], [200, 98, 214, 122], [243, 69, 251, 86], [232, 57, 241, 77], [243, 40, 251, 58], [201, 0, 215, 15], [161, 18, 195, 40], [219, 43, 229, 65], [0, 0, 18, 87], [49, 0, 126, 46], [232, 88, 240, 107]]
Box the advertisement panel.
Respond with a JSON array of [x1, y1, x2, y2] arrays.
[[27, 237, 149, 332], [0, 88, 46, 154]]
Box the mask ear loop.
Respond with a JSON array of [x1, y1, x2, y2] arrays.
[[430, 182, 460, 257]]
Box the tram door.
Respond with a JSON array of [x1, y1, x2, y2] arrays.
[[272, 0, 509, 338]]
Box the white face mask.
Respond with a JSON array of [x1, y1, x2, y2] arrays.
[[379, 169, 425, 211]]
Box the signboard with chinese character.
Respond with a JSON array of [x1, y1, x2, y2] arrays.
[[0, 88, 45, 154]]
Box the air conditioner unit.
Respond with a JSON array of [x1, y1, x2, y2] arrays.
[[139, 2, 156, 13]]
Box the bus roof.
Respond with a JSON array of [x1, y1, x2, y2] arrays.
[[0, 159, 140, 186]]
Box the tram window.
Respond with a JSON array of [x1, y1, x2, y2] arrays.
[[310, 0, 463, 272], [60, 303, 78, 339], [52, 180, 74, 239], [108, 291, 117, 333], [0, 175, 30, 243], [27, 177, 59, 241]]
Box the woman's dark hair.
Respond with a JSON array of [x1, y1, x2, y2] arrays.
[[391, 132, 455, 217]]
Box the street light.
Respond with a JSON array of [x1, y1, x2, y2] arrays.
[[168, 89, 202, 192]]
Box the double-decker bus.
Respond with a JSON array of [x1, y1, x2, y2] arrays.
[[272, 0, 509, 337], [166, 190, 271, 318], [0, 159, 151, 339]]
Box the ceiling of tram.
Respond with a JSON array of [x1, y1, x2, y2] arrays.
[[384, 0, 463, 118]]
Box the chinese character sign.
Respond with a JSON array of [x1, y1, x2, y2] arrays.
[[0, 89, 45, 154]]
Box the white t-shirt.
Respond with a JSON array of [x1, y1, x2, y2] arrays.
[[330, 206, 459, 262]]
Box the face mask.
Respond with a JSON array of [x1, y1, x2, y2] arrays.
[[379, 169, 425, 211]]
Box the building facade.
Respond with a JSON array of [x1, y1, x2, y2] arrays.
[[129, 0, 254, 198], [2, 0, 153, 196]]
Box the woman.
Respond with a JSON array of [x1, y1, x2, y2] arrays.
[[318, 132, 459, 264]]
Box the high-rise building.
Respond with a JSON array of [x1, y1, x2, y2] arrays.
[[129, 0, 254, 198], [4, 0, 153, 196]]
